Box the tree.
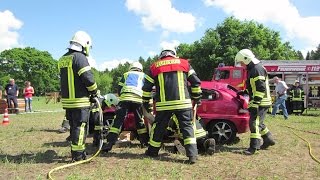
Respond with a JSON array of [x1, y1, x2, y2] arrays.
[[109, 62, 131, 93], [296, 51, 304, 60], [306, 52, 311, 60], [178, 17, 300, 80], [312, 44, 320, 59], [0, 47, 59, 96], [92, 68, 113, 95]]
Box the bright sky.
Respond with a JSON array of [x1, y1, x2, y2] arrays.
[[1, 0, 320, 71]]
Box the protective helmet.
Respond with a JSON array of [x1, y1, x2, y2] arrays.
[[69, 31, 92, 56], [294, 80, 300, 84], [235, 49, 260, 65], [129, 61, 143, 71], [159, 45, 177, 58], [104, 93, 119, 107]]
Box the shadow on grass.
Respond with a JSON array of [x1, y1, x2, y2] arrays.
[[40, 128, 64, 133], [215, 145, 247, 154], [100, 151, 188, 164], [43, 141, 70, 147], [0, 150, 69, 164]]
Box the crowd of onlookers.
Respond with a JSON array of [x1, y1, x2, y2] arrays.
[[0, 79, 34, 114]]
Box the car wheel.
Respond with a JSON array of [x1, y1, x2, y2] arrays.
[[207, 120, 237, 144]]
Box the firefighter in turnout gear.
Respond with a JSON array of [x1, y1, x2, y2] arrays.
[[235, 49, 275, 155], [92, 93, 119, 147], [58, 30, 98, 161], [288, 80, 305, 115], [143, 46, 201, 164], [102, 62, 149, 152]]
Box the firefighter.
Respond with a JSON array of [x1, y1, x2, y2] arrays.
[[142, 46, 201, 164], [166, 115, 216, 155], [92, 93, 119, 147], [58, 30, 98, 161], [235, 49, 275, 155], [289, 80, 305, 115], [102, 62, 149, 152]]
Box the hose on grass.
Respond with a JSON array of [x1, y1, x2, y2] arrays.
[[282, 125, 320, 165], [47, 97, 104, 180]]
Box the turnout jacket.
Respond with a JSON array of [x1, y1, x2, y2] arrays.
[[245, 62, 272, 108], [142, 57, 201, 111], [118, 70, 145, 103], [58, 50, 97, 109], [289, 86, 305, 101]]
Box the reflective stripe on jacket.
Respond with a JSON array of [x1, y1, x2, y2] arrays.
[[142, 57, 201, 111], [290, 87, 304, 101], [118, 70, 145, 103], [245, 62, 272, 108], [58, 50, 97, 109]]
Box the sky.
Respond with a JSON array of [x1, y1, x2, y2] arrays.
[[1, 0, 320, 71]]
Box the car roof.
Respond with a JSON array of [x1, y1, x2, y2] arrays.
[[201, 81, 228, 90]]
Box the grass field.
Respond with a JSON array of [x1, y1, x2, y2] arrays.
[[0, 98, 319, 180]]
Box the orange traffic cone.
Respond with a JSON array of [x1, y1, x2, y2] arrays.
[[2, 108, 10, 125]]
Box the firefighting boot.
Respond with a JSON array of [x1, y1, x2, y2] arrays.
[[243, 138, 260, 155], [203, 138, 216, 155], [138, 133, 149, 147], [58, 118, 70, 133], [188, 156, 197, 164], [71, 151, 87, 162], [260, 132, 276, 150], [102, 132, 118, 152], [243, 148, 259, 155], [145, 146, 159, 157]]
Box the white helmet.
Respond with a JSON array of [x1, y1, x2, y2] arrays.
[[69, 31, 92, 56], [129, 61, 143, 71], [104, 93, 119, 107], [159, 45, 177, 58], [235, 49, 260, 65]]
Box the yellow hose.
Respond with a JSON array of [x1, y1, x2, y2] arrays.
[[47, 98, 104, 179], [283, 125, 320, 165]]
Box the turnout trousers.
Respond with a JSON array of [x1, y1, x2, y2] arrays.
[[66, 108, 90, 160], [249, 106, 272, 149], [148, 109, 198, 157], [107, 101, 149, 145]]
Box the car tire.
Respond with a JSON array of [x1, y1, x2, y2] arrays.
[[207, 120, 237, 144]]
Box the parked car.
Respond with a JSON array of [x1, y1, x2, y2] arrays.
[[103, 81, 250, 144], [198, 81, 249, 144]]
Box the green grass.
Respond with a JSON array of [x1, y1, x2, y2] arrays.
[[0, 99, 319, 179]]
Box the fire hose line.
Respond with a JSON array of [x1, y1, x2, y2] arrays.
[[47, 98, 104, 180], [282, 125, 320, 165]]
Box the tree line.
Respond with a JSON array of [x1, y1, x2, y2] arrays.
[[0, 17, 319, 97]]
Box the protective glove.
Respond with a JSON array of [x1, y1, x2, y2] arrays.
[[89, 91, 98, 103]]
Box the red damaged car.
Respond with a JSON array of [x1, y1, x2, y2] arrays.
[[198, 81, 249, 144], [103, 81, 249, 144]]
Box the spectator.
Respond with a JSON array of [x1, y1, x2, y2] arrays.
[[271, 76, 289, 120], [23, 81, 35, 112], [4, 79, 19, 114]]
